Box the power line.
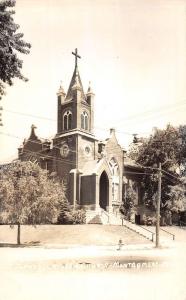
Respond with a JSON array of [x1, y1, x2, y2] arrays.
[[114, 99, 186, 126], [0, 130, 128, 158], [0, 131, 183, 182], [3, 109, 55, 122], [3, 99, 186, 136]]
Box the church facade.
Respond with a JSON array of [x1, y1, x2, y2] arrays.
[[18, 49, 142, 218]]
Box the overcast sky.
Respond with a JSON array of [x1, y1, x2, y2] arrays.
[[1, 0, 186, 162]]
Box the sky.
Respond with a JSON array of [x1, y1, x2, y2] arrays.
[[0, 0, 186, 162]]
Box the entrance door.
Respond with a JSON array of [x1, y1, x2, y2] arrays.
[[135, 214, 141, 225], [99, 171, 109, 210]]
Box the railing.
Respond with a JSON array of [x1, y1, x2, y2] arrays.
[[160, 228, 175, 240], [138, 225, 155, 242], [100, 209, 109, 224], [122, 219, 155, 242]]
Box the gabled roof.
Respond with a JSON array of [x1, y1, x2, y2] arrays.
[[80, 157, 112, 177]]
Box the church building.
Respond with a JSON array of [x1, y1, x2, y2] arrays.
[[18, 49, 143, 221]]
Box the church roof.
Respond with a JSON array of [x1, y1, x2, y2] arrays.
[[80, 158, 112, 177], [124, 156, 144, 170], [65, 65, 86, 101]]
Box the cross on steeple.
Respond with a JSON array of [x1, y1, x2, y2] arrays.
[[72, 48, 81, 67]]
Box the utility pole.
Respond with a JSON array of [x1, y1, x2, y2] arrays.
[[156, 162, 162, 248]]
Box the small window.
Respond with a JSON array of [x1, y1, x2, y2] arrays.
[[81, 111, 89, 130], [64, 114, 67, 130], [63, 110, 72, 130], [68, 113, 72, 129]]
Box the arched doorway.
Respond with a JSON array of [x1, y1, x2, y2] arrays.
[[99, 171, 109, 210]]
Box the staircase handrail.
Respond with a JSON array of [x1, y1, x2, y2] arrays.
[[124, 220, 155, 242], [160, 228, 175, 240], [136, 224, 155, 242], [100, 209, 109, 223]]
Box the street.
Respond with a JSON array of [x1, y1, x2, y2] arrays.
[[0, 242, 186, 300]]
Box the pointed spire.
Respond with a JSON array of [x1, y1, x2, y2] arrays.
[[66, 49, 85, 100], [57, 80, 66, 95], [72, 68, 81, 90]]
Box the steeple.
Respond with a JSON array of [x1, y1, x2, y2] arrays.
[[57, 49, 94, 134], [65, 48, 86, 101]]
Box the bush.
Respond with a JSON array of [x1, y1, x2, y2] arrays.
[[58, 208, 86, 225], [69, 209, 86, 224], [142, 215, 156, 226]]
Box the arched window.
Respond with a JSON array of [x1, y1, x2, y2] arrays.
[[109, 158, 119, 176], [109, 158, 119, 204], [63, 110, 72, 130], [81, 111, 89, 130]]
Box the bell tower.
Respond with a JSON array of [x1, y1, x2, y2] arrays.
[[53, 49, 97, 196], [57, 48, 94, 135]]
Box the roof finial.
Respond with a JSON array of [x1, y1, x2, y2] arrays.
[[87, 81, 92, 93], [29, 124, 38, 140], [72, 48, 81, 68]]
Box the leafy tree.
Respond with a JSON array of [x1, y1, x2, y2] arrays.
[[129, 124, 182, 214], [57, 201, 86, 225], [57, 198, 72, 224], [120, 185, 137, 220], [168, 183, 186, 213], [178, 125, 186, 175], [0, 161, 66, 244], [0, 0, 31, 98]]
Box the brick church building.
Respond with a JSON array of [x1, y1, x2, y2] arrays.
[[18, 49, 145, 221]]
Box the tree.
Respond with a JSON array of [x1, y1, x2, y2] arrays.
[[178, 125, 186, 176], [0, 0, 31, 99], [0, 161, 66, 244], [57, 201, 86, 225], [120, 185, 137, 221], [168, 183, 186, 213], [129, 124, 183, 215]]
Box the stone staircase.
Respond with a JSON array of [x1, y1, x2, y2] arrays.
[[122, 219, 155, 241], [86, 209, 176, 243], [86, 209, 110, 225], [86, 209, 154, 241]]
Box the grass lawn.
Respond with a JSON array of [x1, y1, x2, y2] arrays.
[[0, 224, 151, 246]]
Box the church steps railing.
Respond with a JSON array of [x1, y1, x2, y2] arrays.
[[122, 219, 155, 242], [159, 228, 175, 240], [100, 209, 110, 224]]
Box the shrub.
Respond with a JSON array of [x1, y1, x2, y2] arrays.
[[70, 209, 86, 224], [58, 208, 86, 224]]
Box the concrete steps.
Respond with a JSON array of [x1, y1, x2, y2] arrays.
[[86, 210, 156, 242], [88, 215, 102, 224], [122, 220, 154, 242]]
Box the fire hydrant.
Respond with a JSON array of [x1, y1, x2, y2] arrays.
[[117, 239, 123, 250]]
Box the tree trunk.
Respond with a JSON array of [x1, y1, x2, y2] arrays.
[[17, 223, 21, 245]]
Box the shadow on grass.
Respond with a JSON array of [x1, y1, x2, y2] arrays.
[[0, 241, 41, 248]]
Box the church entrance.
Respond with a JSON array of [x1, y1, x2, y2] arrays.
[[99, 171, 109, 211]]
